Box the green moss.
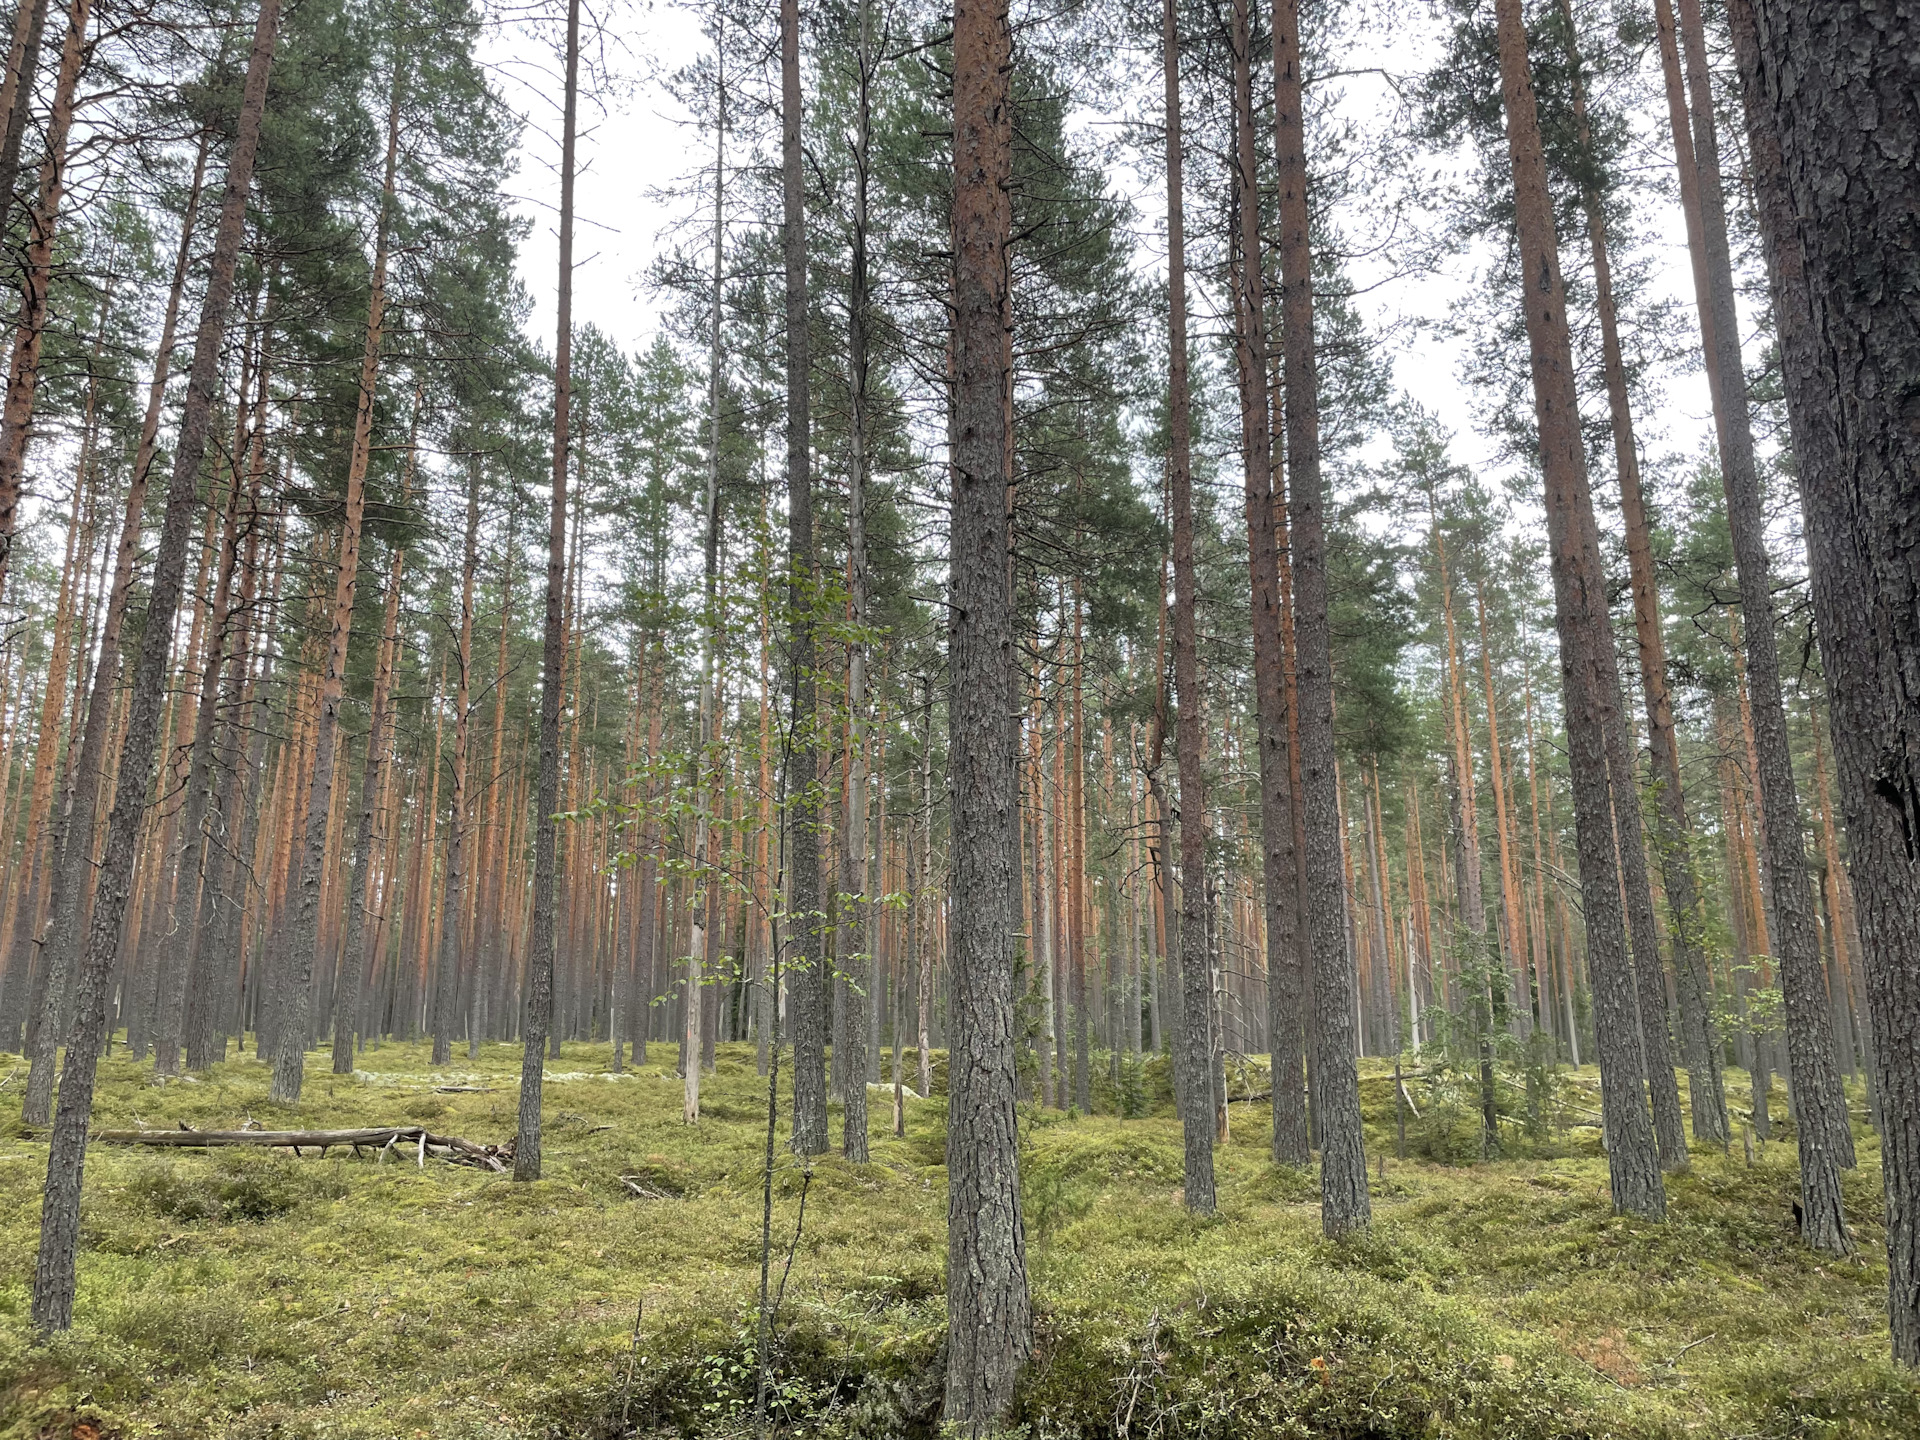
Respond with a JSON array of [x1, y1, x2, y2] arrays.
[[0, 1042, 1908, 1438]]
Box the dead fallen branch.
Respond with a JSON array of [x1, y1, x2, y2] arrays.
[[92, 1125, 512, 1172], [617, 1174, 678, 1200]]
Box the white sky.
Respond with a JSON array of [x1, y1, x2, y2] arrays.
[[484, 1, 1730, 520]]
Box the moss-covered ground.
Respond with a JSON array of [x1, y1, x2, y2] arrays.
[[0, 1038, 1910, 1438]]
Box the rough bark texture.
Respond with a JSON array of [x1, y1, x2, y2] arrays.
[[1274, 0, 1368, 1236], [944, 0, 1032, 1423], [0, 0, 47, 232], [1673, 0, 1853, 1247], [150, 433, 248, 1074], [431, 460, 481, 1064], [841, 0, 874, 1163], [781, 0, 827, 1158], [1164, 0, 1215, 1215], [1490, 0, 1664, 1219], [186, 456, 270, 1072], [30, 0, 282, 1333], [515, 0, 579, 1182], [1638, 0, 1730, 1150], [1731, 0, 1918, 1349], [330, 519, 406, 1075], [1604, 696, 1689, 1171], [1230, 0, 1307, 1170]]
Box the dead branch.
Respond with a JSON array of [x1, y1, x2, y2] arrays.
[[618, 1174, 678, 1200], [92, 1125, 511, 1172]]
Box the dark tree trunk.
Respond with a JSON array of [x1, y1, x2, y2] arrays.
[[330, 71, 406, 1078], [841, 0, 876, 1164], [1163, 0, 1215, 1215], [1669, 0, 1853, 1247], [1540, 10, 1693, 1163], [515, 0, 579, 1181], [1728, 0, 1918, 1346], [1227, 0, 1308, 1170], [432, 458, 481, 1064], [330, 504, 406, 1074], [1274, 0, 1369, 1236], [0, 0, 48, 246], [1490, 0, 1664, 1219], [30, 0, 282, 1334], [192, 526, 283, 1071], [150, 407, 251, 1074], [1635, 0, 1731, 1149], [781, 0, 828, 1157], [944, 0, 1032, 1424]]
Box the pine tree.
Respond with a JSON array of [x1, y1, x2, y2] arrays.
[[1731, 0, 1920, 1358]]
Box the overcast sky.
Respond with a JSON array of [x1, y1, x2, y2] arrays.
[[483, 1, 1731, 524]]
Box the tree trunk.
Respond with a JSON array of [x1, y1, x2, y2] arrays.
[[1163, 0, 1214, 1213], [149, 377, 255, 1075], [1475, 588, 1532, 1039], [326, 78, 407, 1078], [431, 458, 481, 1065], [1274, 0, 1368, 1234], [944, 0, 1032, 1422], [1595, 0, 1730, 1146], [916, 681, 934, 1099], [0, 0, 92, 608], [1227, 0, 1308, 1168], [1433, 524, 1497, 1151], [1668, 0, 1854, 1246], [841, 0, 875, 1162], [271, 52, 405, 1104], [779, 0, 827, 1157], [329, 435, 410, 1074], [2, 379, 92, 1064], [1489, 0, 1663, 1219], [514, 0, 577, 1180], [1728, 0, 1917, 1343], [1068, 588, 1092, 1113], [29, 0, 282, 1334]]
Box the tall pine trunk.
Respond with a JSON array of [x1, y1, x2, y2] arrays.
[[515, 0, 579, 1180], [329, 433, 410, 1074], [35, 129, 211, 1070], [1586, 0, 1730, 1145], [944, 0, 1031, 1421], [1666, 0, 1853, 1243], [1728, 0, 1917, 1346], [30, 0, 282, 1332], [1163, 0, 1215, 1214], [781, 0, 828, 1157], [1489, 0, 1663, 1219], [1226, 0, 1308, 1168], [1274, 0, 1368, 1235], [431, 458, 482, 1064], [840, 0, 875, 1163]]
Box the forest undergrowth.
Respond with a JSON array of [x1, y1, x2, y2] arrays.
[[0, 1040, 1908, 1440]]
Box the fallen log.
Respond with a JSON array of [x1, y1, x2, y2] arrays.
[[92, 1125, 511, 1172]]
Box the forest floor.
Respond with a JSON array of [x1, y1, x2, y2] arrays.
[[0, 1038, 1910, 1439]]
